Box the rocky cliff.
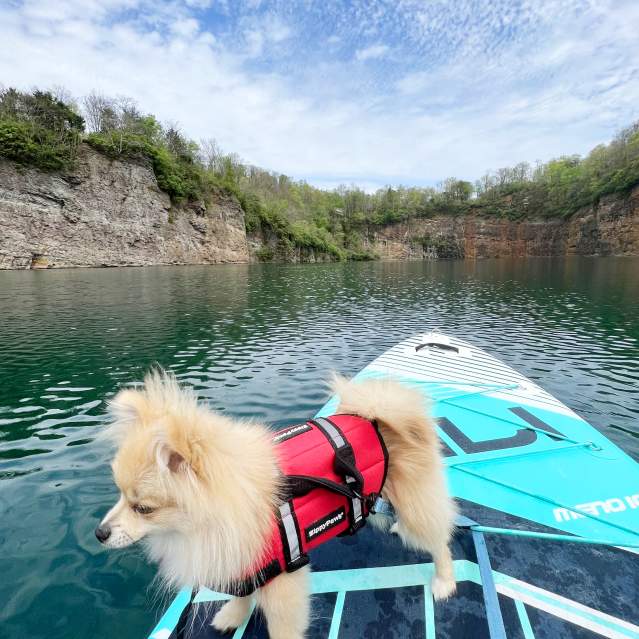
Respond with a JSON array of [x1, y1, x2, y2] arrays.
[[1, 146, 638, 269], [366, 185, 639, 260], [0, 144, 248, 269]]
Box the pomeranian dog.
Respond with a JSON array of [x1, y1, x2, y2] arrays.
[[96, 371, 456, 639]]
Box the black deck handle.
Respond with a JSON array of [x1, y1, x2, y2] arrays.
[[415, 342, 459, 354]]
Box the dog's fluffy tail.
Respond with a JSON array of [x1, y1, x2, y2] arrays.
[[330, 374, 438, 451], [330, 373, 456, 538], [331, 374, 457, 600]]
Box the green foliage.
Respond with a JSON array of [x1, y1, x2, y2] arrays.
[[0, 120, 38, 164], [240, 191, 346, 260], [442, 178, 473, 202], [345, 249, 377, 261], [237, 191, 264, 232], [475, 127, 639, 218], [290, 221, 345, 259], [255, 246, 275, 261], [149, 145, 205, 202], [0, 88, 84, 170], [5, 86, 639, 260], [85, 130, 148, 159]]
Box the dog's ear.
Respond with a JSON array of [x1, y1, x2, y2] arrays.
[[157, 418, 207, 477], [109, 388, 150, 424], [156, 442, 189, 474]]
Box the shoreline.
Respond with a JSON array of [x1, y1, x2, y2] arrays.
[[2, 253, 637, 273]]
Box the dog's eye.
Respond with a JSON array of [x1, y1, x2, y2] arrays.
[[132, 504, 155, 515]]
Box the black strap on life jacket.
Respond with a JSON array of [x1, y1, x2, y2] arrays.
[[227, 558, 283, 598], [286, 474, 361, 500], [223, 501, 310, 596], [310, 417, 366, 533]]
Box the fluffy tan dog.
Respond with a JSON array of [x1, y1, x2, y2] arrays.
[[96, 371, 456, 639]]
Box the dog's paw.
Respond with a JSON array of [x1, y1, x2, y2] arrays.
[[212, 600, 250, 632], [431, 575, 456, 601], [390, 521, 399, 535]]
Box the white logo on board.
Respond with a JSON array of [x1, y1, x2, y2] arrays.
[[553, 494, 639, 522]]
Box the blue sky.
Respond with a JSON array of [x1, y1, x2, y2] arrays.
[[1, 0, 639, 191]]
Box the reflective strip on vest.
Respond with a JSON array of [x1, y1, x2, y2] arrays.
[[279, 502, 300, 562], [314, 417, 347, 448], [314, 417, 363, 525], [346, 475, 363, 523]]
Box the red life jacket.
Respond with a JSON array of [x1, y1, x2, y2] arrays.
[[229, 415, 389, 596]]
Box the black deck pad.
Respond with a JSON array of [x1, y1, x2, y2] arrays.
[[166, 500, 637, 638]]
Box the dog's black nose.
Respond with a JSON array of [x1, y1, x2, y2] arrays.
[[95, 523, 111, 543]]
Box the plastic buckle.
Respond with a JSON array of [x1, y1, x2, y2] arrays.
[[371, 496, 395, 517], [286, 554, 310, 572], [347, 516, 366, 535]]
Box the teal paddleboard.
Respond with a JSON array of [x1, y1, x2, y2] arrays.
[[149, 332, 639, 639]]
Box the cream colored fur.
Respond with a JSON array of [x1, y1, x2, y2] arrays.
[[99, 371, 282, 594], [98, 370, 456, 639], [331, 374, 457, 600]]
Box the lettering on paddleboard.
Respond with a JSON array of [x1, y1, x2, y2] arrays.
[[554, 494, 639, 522], [438, 406, 565, 456], [508, 407, 564, 440]]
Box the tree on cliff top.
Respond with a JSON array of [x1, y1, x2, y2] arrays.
[[1, 86, 638, 233], [0, 87, 84, 170], [81, 93, 209, 203]]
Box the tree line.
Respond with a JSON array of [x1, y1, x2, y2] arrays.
[[1, 86, 638, 259]]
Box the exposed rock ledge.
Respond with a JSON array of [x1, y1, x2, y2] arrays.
[[1, 144, 638, 269], [0, 144, 248, 269], [366, 185, 639, 260]]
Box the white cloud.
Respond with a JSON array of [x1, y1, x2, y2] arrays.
[[241, 13, 291, 57], [396, 71, 430, 96], [171, 17, 200, 38], [19, 0, 136, 22], [244, 29, 265, 56], [184, 0, 213, 7], [264, 16, 291, 43], [354, 44, 389, 61], [0, 0, 638, 191]]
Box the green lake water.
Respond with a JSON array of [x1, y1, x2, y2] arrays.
[[1, 258, 638, 639]]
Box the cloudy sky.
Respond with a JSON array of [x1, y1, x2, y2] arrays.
[[1, 0, 638, 190]]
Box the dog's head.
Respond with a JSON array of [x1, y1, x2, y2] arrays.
[[95, 372, 210, 549], [96, 371, 282, 591]]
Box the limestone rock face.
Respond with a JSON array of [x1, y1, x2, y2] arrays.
[[367, 185, 639, 260], [0, 144, 637, 268], [566, 187, 639, 256], [0, 144, 249, 269]]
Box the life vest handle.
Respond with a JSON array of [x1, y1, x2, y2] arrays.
[[285, 474, 363, 501]]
